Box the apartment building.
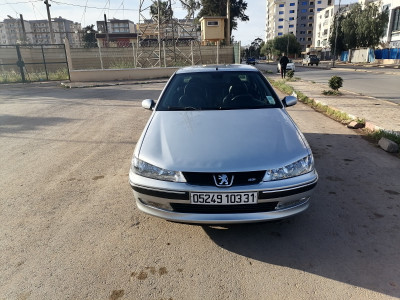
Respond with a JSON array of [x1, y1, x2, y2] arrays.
[[96, 19, 136, 34], [0, 17, 81, 45], [381, 0, 400, 47], [266, 0, 331, 52], [0, 17, 31, 44], [313, 5, 339, 58]]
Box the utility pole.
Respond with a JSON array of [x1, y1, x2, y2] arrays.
[[157, 0, 161, 67], [104, 14, 109, 45], [44, 0, 56, 44], [226, 0, 230, 45], [19, 14, 27, 43], [332, 0, 341, 68], [287, 21, 290, 56]]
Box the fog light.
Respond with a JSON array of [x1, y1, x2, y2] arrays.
[[139, 198, 172, 211], [276, 197, 309, 210]]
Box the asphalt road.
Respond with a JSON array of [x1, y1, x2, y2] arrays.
[[257, 63, 400, 104], [1, 82, 399, 299]]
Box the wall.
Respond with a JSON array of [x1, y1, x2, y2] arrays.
[[69, 67, 179, 82]]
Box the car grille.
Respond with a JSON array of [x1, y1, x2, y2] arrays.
[[182, 171, 265, 186], [170, 202, 278, 214]]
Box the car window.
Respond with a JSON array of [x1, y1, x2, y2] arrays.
[[157, 71, 281, 111]]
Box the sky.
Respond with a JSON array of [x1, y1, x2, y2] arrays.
[[0, 0, 266, 46]]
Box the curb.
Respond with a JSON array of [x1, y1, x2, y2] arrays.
[[270, 77, 399, 154], [60, 78, 169, 89]]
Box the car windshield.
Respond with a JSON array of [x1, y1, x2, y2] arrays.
[[157, 71, 282, 111]]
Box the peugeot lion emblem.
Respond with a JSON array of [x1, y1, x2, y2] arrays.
[[213, 174, 234, 187]]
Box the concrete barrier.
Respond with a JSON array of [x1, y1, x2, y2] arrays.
[[69, 67, 179, 82]]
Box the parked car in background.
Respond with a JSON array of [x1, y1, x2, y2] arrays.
[[246, 57, 256, 65], [302, 55, 320, 66], [129, 64, 318, 224], [277, 59, 295, 73]]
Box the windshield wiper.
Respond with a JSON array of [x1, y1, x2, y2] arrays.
[[167, 106, 200, 111]]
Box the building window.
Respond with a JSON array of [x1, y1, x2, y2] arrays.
[[289, 17, 295, 20], [393, 7, 400, 32], [310, 8, 314, 12], [279, 4, 284, 7], [207, 21, 219, 26], [317, 0, 322, 3], [301, 9, 307, 13], [317, 8, 322, 11], [290, 2, 295, 6], [289, 10, 295, 13], [279, 18, 284, 21], [300, 31, 306, 34], [279, 11, 284, 14], [289, 24, 294, 28], [301, 1, 307, 5], [278, 32, 283, 36], [278, 25, 283, 29], [310, 2, 314, 5]]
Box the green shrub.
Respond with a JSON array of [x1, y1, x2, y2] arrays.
[[286, 70, 294, 79], [329, 75, 343, 91]]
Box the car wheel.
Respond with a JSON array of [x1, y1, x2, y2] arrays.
[[308, 63, 310, 66], [316, 63, 319, 66]]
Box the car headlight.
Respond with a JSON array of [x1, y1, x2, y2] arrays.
[[263, 154, 314, 182], [131, 157, 186, 182]]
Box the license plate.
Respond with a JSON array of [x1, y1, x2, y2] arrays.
[[190, 192, 258, 205]]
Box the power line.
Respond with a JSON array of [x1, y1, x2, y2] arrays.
[[49, 0, 138, 11], [0, 0, 41, 5]]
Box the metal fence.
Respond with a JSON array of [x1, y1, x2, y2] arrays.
[[375, 48, 400, 60], [0, 44, 70, 83], [67, 41, 238, 70]]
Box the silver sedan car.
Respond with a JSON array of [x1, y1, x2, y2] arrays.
[[129, 65, 318, 224]]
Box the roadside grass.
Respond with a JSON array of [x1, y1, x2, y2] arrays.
[[269, 77, 353, 124], [0, 68, 69, 83], [268, 77, 400, 157]]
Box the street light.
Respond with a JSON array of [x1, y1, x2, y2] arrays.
[[284, 17, 297, 56]]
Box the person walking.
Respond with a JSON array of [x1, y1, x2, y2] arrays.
[[279, 53, 289, 79]]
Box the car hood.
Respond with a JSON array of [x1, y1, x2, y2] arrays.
[[138, 109, 310, 172]]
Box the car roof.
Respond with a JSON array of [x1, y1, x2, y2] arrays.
[[175, 64, 258, 74]]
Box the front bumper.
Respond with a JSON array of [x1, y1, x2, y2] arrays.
[[129, 170, 318, 224]]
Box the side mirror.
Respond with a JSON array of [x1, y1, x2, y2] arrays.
[[142, 99, 155, 110], [282, 95, 297, 107]]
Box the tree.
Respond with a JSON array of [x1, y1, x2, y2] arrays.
[[260, 40, 278, 61], [82, 25, 97, 48], [329, 3, 389, 52], [273, 34, 302, 56], [150, 0, 173, 23], [179, 0, 201, 18], [197, 0, 249, 38], [245, 37, 263, 58]]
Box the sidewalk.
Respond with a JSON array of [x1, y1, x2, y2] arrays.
[[273, 74, 400, 135]]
